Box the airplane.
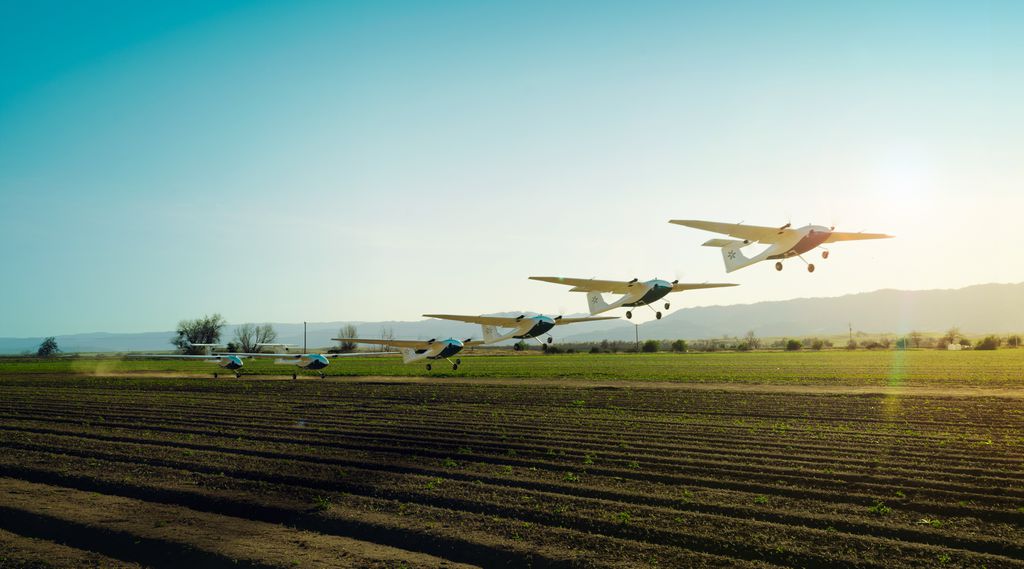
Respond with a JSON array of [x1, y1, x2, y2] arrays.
[[669, 219, 893, 273], [529, 276, 738, 319], [331, 337, 483, 371], [422, 313, 618, 349], [127, 344, 246, 378], [225, 343, 389, 379]]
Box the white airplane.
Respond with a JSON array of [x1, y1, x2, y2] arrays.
[[422, 313, 617, 349], [529, 276, 738, 319], [226, 343, 388, 379], [332, 337, 482, 371], [670, 219, 893, 273], [127, 344, 246, 378]]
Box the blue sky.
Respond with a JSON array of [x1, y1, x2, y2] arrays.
[[2, 1, 1022, 336]]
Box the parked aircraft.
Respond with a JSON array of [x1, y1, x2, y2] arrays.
[[422, 314, 617, 349], [529, 276, 737, 319], [670, 219, 892, 273], [332, 337, 482, 371]]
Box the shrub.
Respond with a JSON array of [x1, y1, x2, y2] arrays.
[[670, 339, 687, 352], [975, 336, 1000, 350], [1008, 335, 1022, 348], [589, 346, 601, 354], [642, 340, 659, 353], [785, 339, 802, 351], [810, 339, 825, 351], [846, 340, 857, 350]]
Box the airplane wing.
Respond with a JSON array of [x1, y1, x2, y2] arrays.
[[824, 231, 893, 243], [331, 338, 436, 349], [671, 282, 739, 292], [126, 354, 244, 359], [324, 351, 395, 358], [423, 314, 528, 327], [669, 220, 791, 243], [529, 276, 643, 294], [554, 316, 620, 325]]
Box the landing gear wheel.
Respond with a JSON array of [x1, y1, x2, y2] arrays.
[[456, 358, 461, 365], [426, 363, 432, 371], [822, 250, 829, 259], [547, 337, 553, 344], [452, 364, 459, 371], [656, 312, 662, 320], [513, 343, 522, 351], [542, 344, 548, 352], [807, 264, 815, 273], [213, 373, 218, 379], [235, 373, 240, 379], [626, 311, 633, 319], [775, 262, 783, 271], [664, 303, 670, 310], [319, 372, 325, 379], [292, 373, 297, 380]]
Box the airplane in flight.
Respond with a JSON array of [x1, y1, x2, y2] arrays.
[[529, 276, 738, 319], [669, 219, 893, 273], [422, 313, 617, 349], [332, 337, 482, 371]]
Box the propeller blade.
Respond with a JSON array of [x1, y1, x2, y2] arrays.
[[427, 338, 436, 344]]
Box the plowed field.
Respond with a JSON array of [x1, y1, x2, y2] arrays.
[[1, 375, 1021, 568]]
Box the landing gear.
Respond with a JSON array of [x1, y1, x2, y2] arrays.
[[822, 250, 829, 259], [234, 372, 241, 379], [292, 372, 297, 380], [452, 364, 459, 371], [656, 312, 662, 320], [775, 262, 783, 271], [513, 343, 523, 351], [664, 302, 670, 310], [807, 264, 815, 273], [318, 371, 325, 379], [426, 363, 432, 371], [213, 373, 219, 379], [456, 358, 462, 365], [547, 337, 553, 344], [626, 311, 633, 319]]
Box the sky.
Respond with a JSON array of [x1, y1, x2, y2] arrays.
[[1, 0, 1022, 337]]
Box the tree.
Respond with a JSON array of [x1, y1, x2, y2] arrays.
[[642, 339, 659, 353], [670, 339, 687, 352], [233, 323, 277, 353], [172, 313, 226, 354], [379, 327, 395, 352], [744, 330, 760, 350], [37, 337, 61, 357], [334, 324, 358, 353], [785, 339, 802, 351], [1008, 335, 1022, 348], [909, 331, 923, 349], [975, 336, 1000, 350]]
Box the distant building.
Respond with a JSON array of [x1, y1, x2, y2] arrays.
[[947, 343, 963, 351]]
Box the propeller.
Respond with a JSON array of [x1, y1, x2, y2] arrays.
[[778, 222, 791, 233], [554, 315, 563, 321], [463, 338, 473, 343], [515, 315, 525, 321], [427, 338, 436, 344], [672, 279, 679, 284]]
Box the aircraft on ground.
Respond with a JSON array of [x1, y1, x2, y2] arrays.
[[332, 337, 482, 371], [669, 219, 893, 273], [127, 344, 245, 378], [422, 314, 617, 349], [226, 343, 387, 379], [529, 277, 738, 319]]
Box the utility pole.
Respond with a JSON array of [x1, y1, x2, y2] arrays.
[[304, 321, 307, 353], [848, 322, 853, 345], [635, 324, 640, 352]]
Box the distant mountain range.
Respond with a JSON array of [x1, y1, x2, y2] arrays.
[[2, 283, 1020, 354]]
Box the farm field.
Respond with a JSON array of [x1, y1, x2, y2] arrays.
[[1, 367, 1023, 568], [3, 348, 1024, 386]]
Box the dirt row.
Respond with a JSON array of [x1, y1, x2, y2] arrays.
[[1, 375, 1022, 568]]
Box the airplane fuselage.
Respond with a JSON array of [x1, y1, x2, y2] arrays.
[[622, 280, 673, 307], [218, 356, 244, 370], [767, 225, 832, 259], [405, 338, 466, 362], [514, 315, 557, 339]]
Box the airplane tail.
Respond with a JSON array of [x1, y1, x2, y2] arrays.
[[703, 239, 753, 273], [586, 291, 612, 315], [399, 348, 419, 364], [482, 324, 504, 344]]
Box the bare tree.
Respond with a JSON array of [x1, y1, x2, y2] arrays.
[[744, 330, 760, 350], [172, 314, 226, 354], [380, 326, 395, 353], [909, 331, 923, 349], [335, 324, 358, 353], [234, 323, 277, 353]]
